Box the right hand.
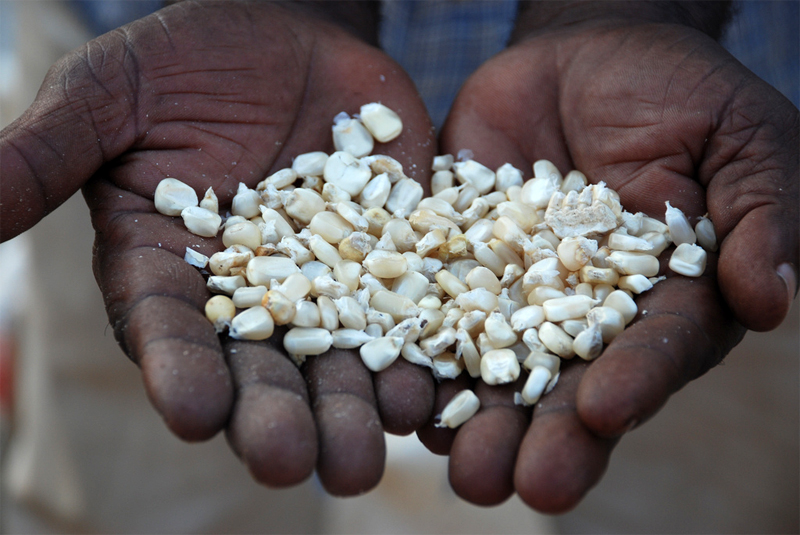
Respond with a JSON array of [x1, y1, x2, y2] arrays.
[[0, 0, 437, 495]]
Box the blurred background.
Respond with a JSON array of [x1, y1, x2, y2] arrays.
[[0, 1, 797, 533]]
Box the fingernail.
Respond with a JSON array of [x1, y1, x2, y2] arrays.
[[777, 263, 797, 307]]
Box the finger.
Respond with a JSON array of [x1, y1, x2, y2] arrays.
[[514, 362, 617, 514], [702, 87, 799, 331], [304, 349, 385, 496], [448, 377, 530, 506], [86, 182, 232, 441], [416, 373, 472, 455], [224, 337, 317, 487], [372, 358, 435, 436], [577, 272, 746, 438]]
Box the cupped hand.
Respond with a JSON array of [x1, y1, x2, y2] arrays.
[[0, 0, 437, 495], [426, 20, 798, 511]]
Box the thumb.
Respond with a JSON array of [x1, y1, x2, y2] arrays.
[[0, 33, 137, 241], [707, 87, 799, 332]]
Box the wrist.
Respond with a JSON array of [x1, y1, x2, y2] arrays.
[[511, 1, 733, 43]]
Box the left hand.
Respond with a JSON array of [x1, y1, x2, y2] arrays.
[[0, 0, 437, 495], [421, 18, 798, 511]]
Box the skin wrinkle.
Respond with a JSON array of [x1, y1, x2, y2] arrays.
[[4, 136, 48, 214], [153, 11, 178, 51]]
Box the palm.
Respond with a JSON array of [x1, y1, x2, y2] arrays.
[[1, 1, 436, 495], [433, 22, 798, 510]]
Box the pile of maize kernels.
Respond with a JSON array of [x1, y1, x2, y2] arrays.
[[154, 103, 715, 428]]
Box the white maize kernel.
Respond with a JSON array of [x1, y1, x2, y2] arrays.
[[246, 256, 300, 286], [586, 306, 625, 343], [431, 154, 454, 171], [455, 288, 499, 313], [520, 366, 551, 405], [359, 173, 392, 209], [282, 188, 326, 225], [419, 308, 445, 338], [510, 305, 545, 331], [665, 201, 696, 245], [366, 308, 395, 333], [207, 275, 246, 296], [362, 250, 408, 279], [580, 265, 620, 286], [184, 247, 209, 269], [391, 271, 429, 303], [232, 285, 268, 308], [283, 327, 333, 356], [310, 275, 350, 299], [420, 327, 457, 357], [436, 390, 480, 428], [308, 212, 353, 244], [263, 290, 296, 326], [231, 183, 263, 219], [181, 206, 222, 237], [385, 178, 424, 218], [334, 296, 367, 330], [359, 103, 403, 143], [432, 352, 464, 380], [323, 151, 372, 196], [495, 163, 524, 192], [401, 342, 434, 369], [606, 251, 660, 277], [455, 328, 482, 378], [385, 317, 425, 344], [617, 274, 653, 294], [603, 290, 638, 324], [453, 160, 496, 194], [205, 295, 235, 333], [317, 295, 339, 331], [538, 321, 575, 358], [155, 178, 198, 216], [695, 216, 718, 252], [364, 323, 383, 338], [465, 266, 502, 295], [332, 113, 374, 157], [480, 349, 521, 385], [229, 306, 274, 340], [360, 336, 404, 372], [259, 207, 295, 239], [560, 170, 587, 193], [484, 311, 518, 349], [557, 236, 598, 271], [258, 168, 297, 190], [308, 235, 343, 268], [669, 242, 707, 277], [292, 151, 328, 176], [522, 351, 560, 376], [370, 290, 420, 322], [199, 187, 219, 213], [292, 300, 321, 327], [607, 229, 655, 252], [431, 170, 454, 196], [222, 220, 261, 250], [542, 294, 599, 323], [572, 323, 603, 360]]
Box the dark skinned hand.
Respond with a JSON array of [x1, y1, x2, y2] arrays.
[[418, 15, 799, 512], [0, 0, 438, 496]]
